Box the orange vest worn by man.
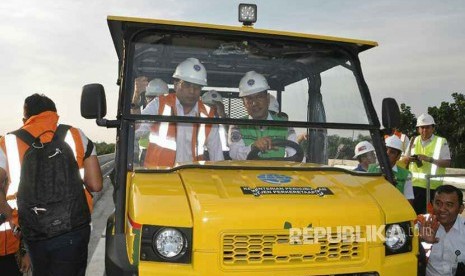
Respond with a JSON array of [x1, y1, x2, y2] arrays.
[[0, 93, 102, 276], [136, 57, 224, 167], [144, 93, 215, 167]]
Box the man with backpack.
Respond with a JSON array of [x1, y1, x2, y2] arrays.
[[0, 93, 103, 275]]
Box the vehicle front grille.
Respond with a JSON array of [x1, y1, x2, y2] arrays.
[[222, 229, 365, 266]]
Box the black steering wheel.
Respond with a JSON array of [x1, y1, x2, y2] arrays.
[[246, 139, 304, 162]]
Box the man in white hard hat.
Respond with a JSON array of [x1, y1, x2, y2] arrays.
[[201, 90, 226, 118], [402, 113, 451, 214], [132, 78, 170, 161], [353, 141, 376, 172], [131, 78, 169, 114], [368, 136, 414, 204], [136, 58, 224, 167], [228, 71, 297, 160]]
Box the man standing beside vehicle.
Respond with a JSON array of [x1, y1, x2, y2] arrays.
[[402, 113, 451, 215], [0, 94, 103, 275], [228, 71, 297, 160], [138, 58, 224, 167]]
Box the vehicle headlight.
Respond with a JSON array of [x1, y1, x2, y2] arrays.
[[385, 224, 406, 250], [385, 222, 412, 255], [153, 228, 188, 259]]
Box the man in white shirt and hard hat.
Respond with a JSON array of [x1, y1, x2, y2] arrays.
[[228, 71, 297, 160], [402, 113, 451, 214], [136, 58, 224, 167]]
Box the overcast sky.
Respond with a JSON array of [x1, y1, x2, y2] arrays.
[[1, 0, 464, 142]]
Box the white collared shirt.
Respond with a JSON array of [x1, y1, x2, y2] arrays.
[[139, 96, 224, 163], [426, 215, 465, 276]]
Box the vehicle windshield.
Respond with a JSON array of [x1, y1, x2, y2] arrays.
[[127, 30, 380, 170]]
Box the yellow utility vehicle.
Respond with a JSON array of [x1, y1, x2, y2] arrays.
[[81, 5, 417, 275]]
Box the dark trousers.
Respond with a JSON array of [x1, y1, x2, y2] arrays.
[[413, 186, 436, 215], [26, 225, 90, 276], [0, 253, 21, 276]]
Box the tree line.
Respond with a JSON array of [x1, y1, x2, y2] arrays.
[[95, 141, 115, 156]]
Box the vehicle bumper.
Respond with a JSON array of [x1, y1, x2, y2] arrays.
[[138, 247, 416, 275]]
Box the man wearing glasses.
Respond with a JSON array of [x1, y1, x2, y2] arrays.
[[228, 71, 297, 160], [137, 58, 224, 167]]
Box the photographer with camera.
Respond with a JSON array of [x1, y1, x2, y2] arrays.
[[402, 113, 451, 215]]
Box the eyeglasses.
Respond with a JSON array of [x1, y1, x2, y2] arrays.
[[243, 93, 268, 106]]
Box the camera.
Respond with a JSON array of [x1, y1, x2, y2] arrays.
[[411, 155, 423, 167]]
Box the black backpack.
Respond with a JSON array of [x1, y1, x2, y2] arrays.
[[11, 124, 90, 241]]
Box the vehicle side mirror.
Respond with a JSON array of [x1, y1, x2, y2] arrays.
[[381, 97, 400, 129], [81, 83, 107, 119]]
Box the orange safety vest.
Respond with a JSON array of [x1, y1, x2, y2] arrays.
[[144, 94, 215, 167], [0, 111, 93, 255]]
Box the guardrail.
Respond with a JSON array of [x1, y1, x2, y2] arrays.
[[426, 173, 465, 204], [97, 153, 115, 178]]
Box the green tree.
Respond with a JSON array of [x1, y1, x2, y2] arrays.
[[427, 93, 465, 168], [398, 103, 417, 138], [95, 141, 115, 155]]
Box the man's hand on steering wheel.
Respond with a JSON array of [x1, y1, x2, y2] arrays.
[[247, 138, 304, 162], [252, 137, 273, 152]]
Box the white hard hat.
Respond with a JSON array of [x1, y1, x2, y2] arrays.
[[385, 135, 403, 152], [268, 94, 279, 113], [201, 90, 222, 105], [416, 113, 435, 127], [146, 78, 169, 96], [238, 71, 270, 97], [172, 57, 207, 86], [353, 141, 375, 158]]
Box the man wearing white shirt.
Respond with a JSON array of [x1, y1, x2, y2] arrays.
[[419, 185, 465, 276]]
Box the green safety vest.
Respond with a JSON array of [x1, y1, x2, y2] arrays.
[[139, 136, 149, 149], [239, 114, 288, 158], [367, 164, 410, 194], [409, 135, 447, 190]]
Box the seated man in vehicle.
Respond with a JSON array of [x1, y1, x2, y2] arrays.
[[353, 141, 376, 172], [228, 71, 297, 160], [131, 77, 169, 114], [132, 78, 169, 163], [136, 58, 224, 167], [367, 135, 414, 204]]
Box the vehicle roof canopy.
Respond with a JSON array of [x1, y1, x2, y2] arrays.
[[107, 16, 378, 90]]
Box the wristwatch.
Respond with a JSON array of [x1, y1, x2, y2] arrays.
[[0, 213, 6, 224]]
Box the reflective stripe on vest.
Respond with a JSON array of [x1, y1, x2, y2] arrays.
[[149, 106, 177, 150], [197, 112, 207, 156], [4, 129, 81, 211], [5, 134, 21, 210], [148, 103, 211, 158], [411, 136, 445, 189]]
